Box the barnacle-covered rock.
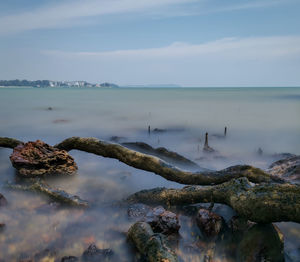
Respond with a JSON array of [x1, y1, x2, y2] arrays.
[[10, 140, 77, 177]]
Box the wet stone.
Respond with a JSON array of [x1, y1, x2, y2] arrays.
[[228, 216, 254, 234], [196, 208, 224, 238], [82, 244, 113, 262], [61, 256, 79, 262], [128, 203, 152, 219], [10, 140, 77, 177], [0, 193, 7, 207], [144, 206, 180, 235]]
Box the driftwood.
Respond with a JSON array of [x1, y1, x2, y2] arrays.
[[5, 180, 89, 208], [0, 137, 23, 149], [122, 141, 201, 169], [128, 222, 178, 262], [0, 136, 299, 224], [55, 137, 274, 185], [127, 177, 300, 223]]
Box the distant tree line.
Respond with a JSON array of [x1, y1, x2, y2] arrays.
[[0, 79, 52, 87]]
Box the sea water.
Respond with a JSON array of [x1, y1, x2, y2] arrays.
[[0, 87, 299, 261]]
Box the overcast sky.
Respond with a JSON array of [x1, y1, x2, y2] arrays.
[[0, 0, 300, 86]]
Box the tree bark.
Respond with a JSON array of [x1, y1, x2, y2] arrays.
[[128, 222, 178, 262], [126, 177, 300, 223], [55, 137, 274, 185]]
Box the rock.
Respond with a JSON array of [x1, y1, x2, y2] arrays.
[[267, 155, 300, 183], [196, 209, 224, 238], [110, 136, 126, 143], [53, 119, 70, 124], [152, 128, 166, 133], [257, 147, 263, 156], [228, 216, 254, 234], [237, 224, 284, 262], [34, 249, 56, 261], [144, 206, 180, 235], [128, 203, 152, 219], [10, 140, 77, 177], [0, 193, 7, 207], [61, 256, 79, 262], [82, 244, 113, 262]]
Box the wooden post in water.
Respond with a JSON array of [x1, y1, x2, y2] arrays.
[[204, 132, 209, 148], [224, 126, 227, 137]]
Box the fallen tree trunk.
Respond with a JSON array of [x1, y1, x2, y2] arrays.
[[128, 222, 178, 262], [5, 180, 89, 208], [55, 137, 274, 185], [126, 177, 300, 223]]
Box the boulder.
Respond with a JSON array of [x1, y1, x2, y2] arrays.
[[144, 206, 180, 235], [10, 140, 77, 177], [196, 208, 224, 238], [82, 244, 113, 262]]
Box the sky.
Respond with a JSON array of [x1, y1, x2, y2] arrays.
[[0, 0, 300, 87]]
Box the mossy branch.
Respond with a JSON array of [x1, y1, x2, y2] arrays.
[[128, 222, 178, 262], [55, 137, 274, 185], [126, 177, 300, 224], [0, 137, 23, 149]]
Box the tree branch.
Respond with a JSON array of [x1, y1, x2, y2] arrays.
[[126, 177, 300, 223], [55, 137, 274, 185], [0, 137, 23, 149]]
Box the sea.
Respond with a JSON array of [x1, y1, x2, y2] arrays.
[[0, 86, 299, 261]]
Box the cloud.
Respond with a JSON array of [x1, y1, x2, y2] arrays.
[[0, 0, 293, 34], [43, 36, 300, 60], [36, 36, 300, 86], [0, 0, 197, 34]]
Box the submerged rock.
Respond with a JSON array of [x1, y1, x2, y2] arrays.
[[228, 216, 254, 234], [53, 119, 70, 124], [0, 193, 7, 206], [10, 140, 77, 177], [267, 155, 300, 183], [61, 256, 79, 262], [144, 206, 180, 235], [237, 224, 284, 262], [128, 203, 152, 219], [196, 208, 224, 238], [82, 244, 113, 261]]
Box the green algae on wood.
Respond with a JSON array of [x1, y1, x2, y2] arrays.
[[127, 177, 300, 223], [55, 136, 274, 185], [128, 222, 178, 262]]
